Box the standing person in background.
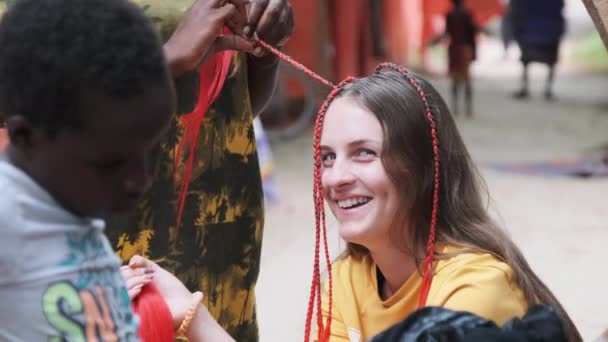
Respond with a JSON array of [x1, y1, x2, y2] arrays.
[[432, 0, 484, 117], [511, 0, 565, 100], [102, 0, 294, 340], [500, 0, 515, 59]]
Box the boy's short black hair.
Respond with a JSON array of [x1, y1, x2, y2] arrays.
[[0, 0, 168, 133]]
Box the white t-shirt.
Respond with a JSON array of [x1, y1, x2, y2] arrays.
[[0, 156, 140, 341]]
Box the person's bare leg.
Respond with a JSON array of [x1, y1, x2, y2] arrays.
[[514, 61, 530, 99], [465, 78, 473, 117], [451, 79, 460, 116], [545, 64, 555, 100]]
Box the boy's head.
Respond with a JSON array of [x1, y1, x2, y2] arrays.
[[0, 0, 175, 217]]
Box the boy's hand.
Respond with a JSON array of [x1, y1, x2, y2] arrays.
[[243, 0, 294, 56], [164, 0, 255, 76], [127, 255, 198, 329]]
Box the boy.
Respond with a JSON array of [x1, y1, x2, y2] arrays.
[[0, 0, 175, 339]]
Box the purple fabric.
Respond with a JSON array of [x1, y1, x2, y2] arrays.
[[512, 0, 565, 46]]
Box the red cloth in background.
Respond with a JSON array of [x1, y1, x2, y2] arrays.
[[282, 0, 505, 83], [423, 0, 505, 47]]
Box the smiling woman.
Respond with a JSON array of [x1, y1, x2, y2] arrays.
[[320, 99, 396, 248], [313, 64, 582, 342]]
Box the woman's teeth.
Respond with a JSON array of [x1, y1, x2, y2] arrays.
[[337, 197, 371, 209]]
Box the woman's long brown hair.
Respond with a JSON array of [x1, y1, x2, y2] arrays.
[[327, 65, 581, 342]]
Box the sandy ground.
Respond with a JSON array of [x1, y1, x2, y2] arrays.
[[255, 33, 608, 341]]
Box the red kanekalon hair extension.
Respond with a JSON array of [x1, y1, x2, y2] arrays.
[[174, 28, 233, 235], [374, 63, 440, 308], [132, 284, 175, 342]]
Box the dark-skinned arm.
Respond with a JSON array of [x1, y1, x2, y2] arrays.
[[243, 0, 294, 116], [163, 0, 252, 79], [247, 51, 281, 116]]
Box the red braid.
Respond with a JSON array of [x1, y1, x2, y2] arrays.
[[374, 63, 441, 308]]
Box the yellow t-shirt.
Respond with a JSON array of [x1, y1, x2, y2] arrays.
[[321, 244, 528, 342]]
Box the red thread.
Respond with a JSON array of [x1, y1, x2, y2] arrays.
[[254, 40, 334, 88]]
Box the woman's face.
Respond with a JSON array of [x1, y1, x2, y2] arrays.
[[320, 97, 403, 250]]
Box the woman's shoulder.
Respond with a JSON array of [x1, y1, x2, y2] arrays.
[[432, 243, 523, 302], [430, 244, 527, 324], [435, 244, 514, 278]]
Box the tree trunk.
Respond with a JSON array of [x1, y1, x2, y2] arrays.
[[582, 0, 608, 49]]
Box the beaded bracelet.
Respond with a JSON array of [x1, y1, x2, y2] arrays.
[[175, 291, 204, 341]]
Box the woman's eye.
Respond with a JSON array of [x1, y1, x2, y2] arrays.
[[321, 153, 336, 165], [357, 149, 376, 157]]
